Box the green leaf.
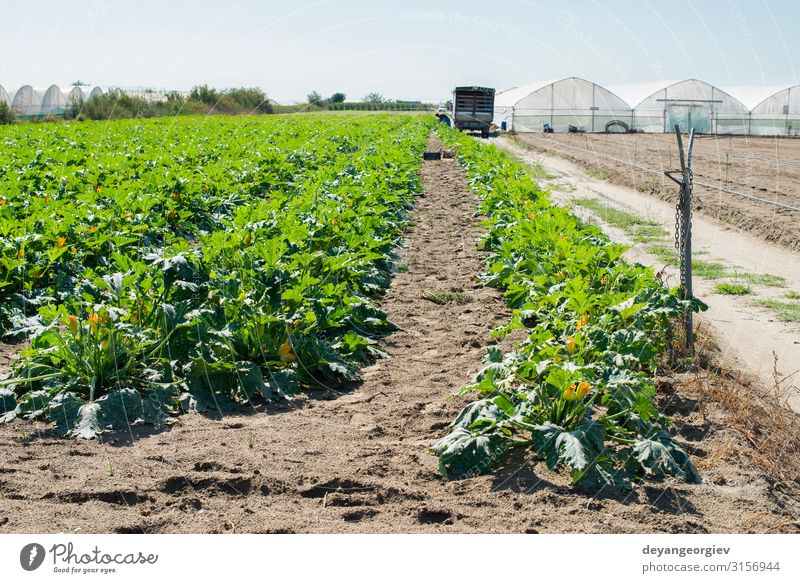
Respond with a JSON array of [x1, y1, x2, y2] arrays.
[[632, 430, 701, 483], [0, 388, 18, 423], [431, 427, 507, 479], [71, 402, 103, 439], [95, 388, 144, 429], [47, 392, 85, 436]]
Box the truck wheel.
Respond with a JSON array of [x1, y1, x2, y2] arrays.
[[481, 130, 489, 139]]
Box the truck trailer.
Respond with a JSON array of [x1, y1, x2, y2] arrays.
[[452, 86, 495, 137]]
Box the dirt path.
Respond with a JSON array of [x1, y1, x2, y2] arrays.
[[496, 137, 800, 412], [0, 136, 798, 534]]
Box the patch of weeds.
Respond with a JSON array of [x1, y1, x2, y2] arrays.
[[574, 198, 659, 231], [691, 260, 735, 279], [714, 282, 752, 295], [756, 299, 800, 322], [647, 244, 678, 267], [742, 273, 788, 288], [630, 224, 668, 243], [421, 290, 472, 305], [586, 167, 608, 180], [547, 181, 576, 193], [395, 263, 409, 272], [785, 291, 800, 300]]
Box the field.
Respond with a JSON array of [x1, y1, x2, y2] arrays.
[[513, 133, 800, 251], [0, 114, 798, 533]]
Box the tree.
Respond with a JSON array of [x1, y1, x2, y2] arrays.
[[0, 101, 15, 125], [307, 91, 323, 106], [363, 92, 385, 103], [329, 92, 346, 103]]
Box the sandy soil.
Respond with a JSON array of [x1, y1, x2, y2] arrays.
[[0, 137, 798, 534], [495, 137, 800, 412], [514, 133, 800, 251]]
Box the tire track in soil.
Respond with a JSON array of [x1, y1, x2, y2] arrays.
[[1, 135, 797, 534]]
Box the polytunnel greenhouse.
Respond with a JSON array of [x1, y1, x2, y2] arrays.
[[494, 77, 632, 133], [630, 79, 750, 134], [10, 85, 42, 116], [41, 85, 67, 115], [0, 85, 9, 106], [750, 85, 800, 136]]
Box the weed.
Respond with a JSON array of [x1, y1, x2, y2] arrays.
[[421, 290, 472, 305], [586, 167, 608, 180], [714, 282, 751, 295], [756, 299, 800, 322]]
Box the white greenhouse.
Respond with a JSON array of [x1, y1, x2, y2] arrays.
[[0, 85, 10, 106], [630, 79, 750, 134], [10, 85, 42, 116], [41, 85, 67, 115], [749, 85, 800, 136], [494, 77, 632, 133]]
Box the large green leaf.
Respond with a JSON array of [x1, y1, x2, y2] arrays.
[[632, 430, 702, 483], [431, 427, 507, 479]]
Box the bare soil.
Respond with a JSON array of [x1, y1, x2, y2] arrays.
[[514, 133, 800, 251], [0, 137, 798, 533]]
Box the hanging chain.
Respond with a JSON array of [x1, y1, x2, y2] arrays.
[[674, 168, 693, 295]]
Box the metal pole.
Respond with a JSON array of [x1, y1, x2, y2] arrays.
[[684, 128, 695, 350]]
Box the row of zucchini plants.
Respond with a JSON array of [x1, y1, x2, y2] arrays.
[[432, 126, 705, 489]]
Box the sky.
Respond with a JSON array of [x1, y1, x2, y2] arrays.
[[0, 0, 798, 104]]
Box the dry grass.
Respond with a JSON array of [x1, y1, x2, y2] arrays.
[[666, 324, 800, 500]]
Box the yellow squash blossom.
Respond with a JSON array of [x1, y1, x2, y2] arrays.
[[566, 335, 576, 354], [17, 247, 24, 259], [576, 381, 591, 399], [563, 384, 577, 401], [67, 315, 79, 336], [577, 313, 589, 330], [55, 236, 67, 249], [88, 312, 100, 332], [278, 339, 296, 362]]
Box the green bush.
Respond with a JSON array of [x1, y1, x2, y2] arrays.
[[0, 101, 15, 124]]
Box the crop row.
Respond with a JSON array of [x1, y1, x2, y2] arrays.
[[0, 114, 432, 436], [431, 126, 704, 489]]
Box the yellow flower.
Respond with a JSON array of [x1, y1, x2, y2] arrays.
[[555, 271, 565, 282], [70, 246, 77, 253], [576, 313, 589, 330], [563, 384, 577, 401], [55, 236, 67, 249], [528, 211, 536, 220], [17, 247, 25, 259], [278, 339, 296, 362], [90, 226, 98, 233], [576, 381, 591, 399], [88, 312, 99, 332], [67, 315, 78, 336], [101, 338, 110, 351], [0, 198, 7, 206], [95, 186, 102, 193], [566, 335, 576, 354]]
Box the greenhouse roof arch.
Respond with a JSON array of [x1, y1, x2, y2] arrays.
[[632, 79, 749, 134], [494, 77, 633, 133], [10, 85, 41, 116], [41, 84, 67, 115]]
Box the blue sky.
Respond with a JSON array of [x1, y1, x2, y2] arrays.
[[0, 0, 798, 103]]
